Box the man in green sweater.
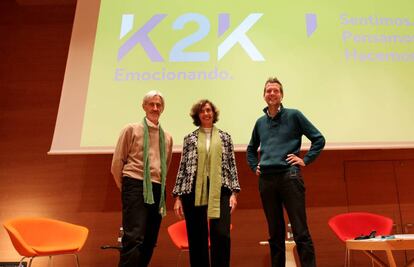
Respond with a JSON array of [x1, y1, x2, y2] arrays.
[[247, 77, 325, 267]]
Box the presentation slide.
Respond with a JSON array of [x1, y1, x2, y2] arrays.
[[50, 0, 414, 154]]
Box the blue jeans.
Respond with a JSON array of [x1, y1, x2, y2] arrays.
[[259, 167, 316, 267]]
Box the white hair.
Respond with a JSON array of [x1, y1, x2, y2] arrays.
[[142, 90, 165, 107]]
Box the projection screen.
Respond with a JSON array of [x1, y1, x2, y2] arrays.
[[50, 0, 414, 154]]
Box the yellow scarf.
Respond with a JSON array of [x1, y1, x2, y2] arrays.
[[195, 127, 222, 218]]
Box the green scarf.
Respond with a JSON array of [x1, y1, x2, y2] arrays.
[[143, 118, 167, 217], [195, 127, 222, 218]]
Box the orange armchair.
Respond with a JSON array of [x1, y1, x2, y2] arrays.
[[167, 220, 191, 267], [328, 212, 393, 266], [3, 217, 89, 267]]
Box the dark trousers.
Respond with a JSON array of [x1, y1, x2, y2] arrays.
[[119, 177, 162, 267], [181, 188, 232, 267], [259, 167, 316, 267]]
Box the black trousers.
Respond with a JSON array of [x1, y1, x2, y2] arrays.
[[119, 177, 162, 267], [259, 167, 316, 267], [181, 188, 232, 267]]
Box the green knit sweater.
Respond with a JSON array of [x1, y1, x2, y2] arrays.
[[247, 106, 325, 174]]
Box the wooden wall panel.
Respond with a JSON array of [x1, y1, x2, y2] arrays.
[[1, 1, 414, 266], [395, 159, 414, 234], [308, 207, 349, 267], [304, 150, 348, 208], [345, 161, 399, 208]]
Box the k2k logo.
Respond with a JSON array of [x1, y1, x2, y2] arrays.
[[118, 13, 264, 62]]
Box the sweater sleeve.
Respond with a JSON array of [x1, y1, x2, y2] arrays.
[[172, 136, 189, 196], [246, 121, 260, 172], [111, 125, 132, 190], [225, 133, 241, 192], [297, 111, 325, 165]]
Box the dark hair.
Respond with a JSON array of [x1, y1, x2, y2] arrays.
[[263, 77, 284, 95], [190, 99, 219, 126]]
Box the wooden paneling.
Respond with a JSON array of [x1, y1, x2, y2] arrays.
[[395, 160, 414, 234], [1, 1, 414, 266], [345, 160, 400, 212], [304, 150, 348, 208]]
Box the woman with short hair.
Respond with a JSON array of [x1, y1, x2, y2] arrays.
[[172, 99, 241, 267]]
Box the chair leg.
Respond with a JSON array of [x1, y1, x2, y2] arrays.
[[370, 250, 374, 267], [344, 248, 351, 267], [28, 256, 35, 267], [177, 250, 183, 267], [348, 249, 351, 267], [19, 257, 27, 267], [344, 248, 346, 267], [74, 254, 80, 267], [48, 255, 53, 267]]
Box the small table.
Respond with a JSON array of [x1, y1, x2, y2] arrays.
[[346, 234, 414, 267], [259, 240, 297, 267]]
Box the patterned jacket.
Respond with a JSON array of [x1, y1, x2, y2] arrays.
[[172, 128, 241, 196]]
